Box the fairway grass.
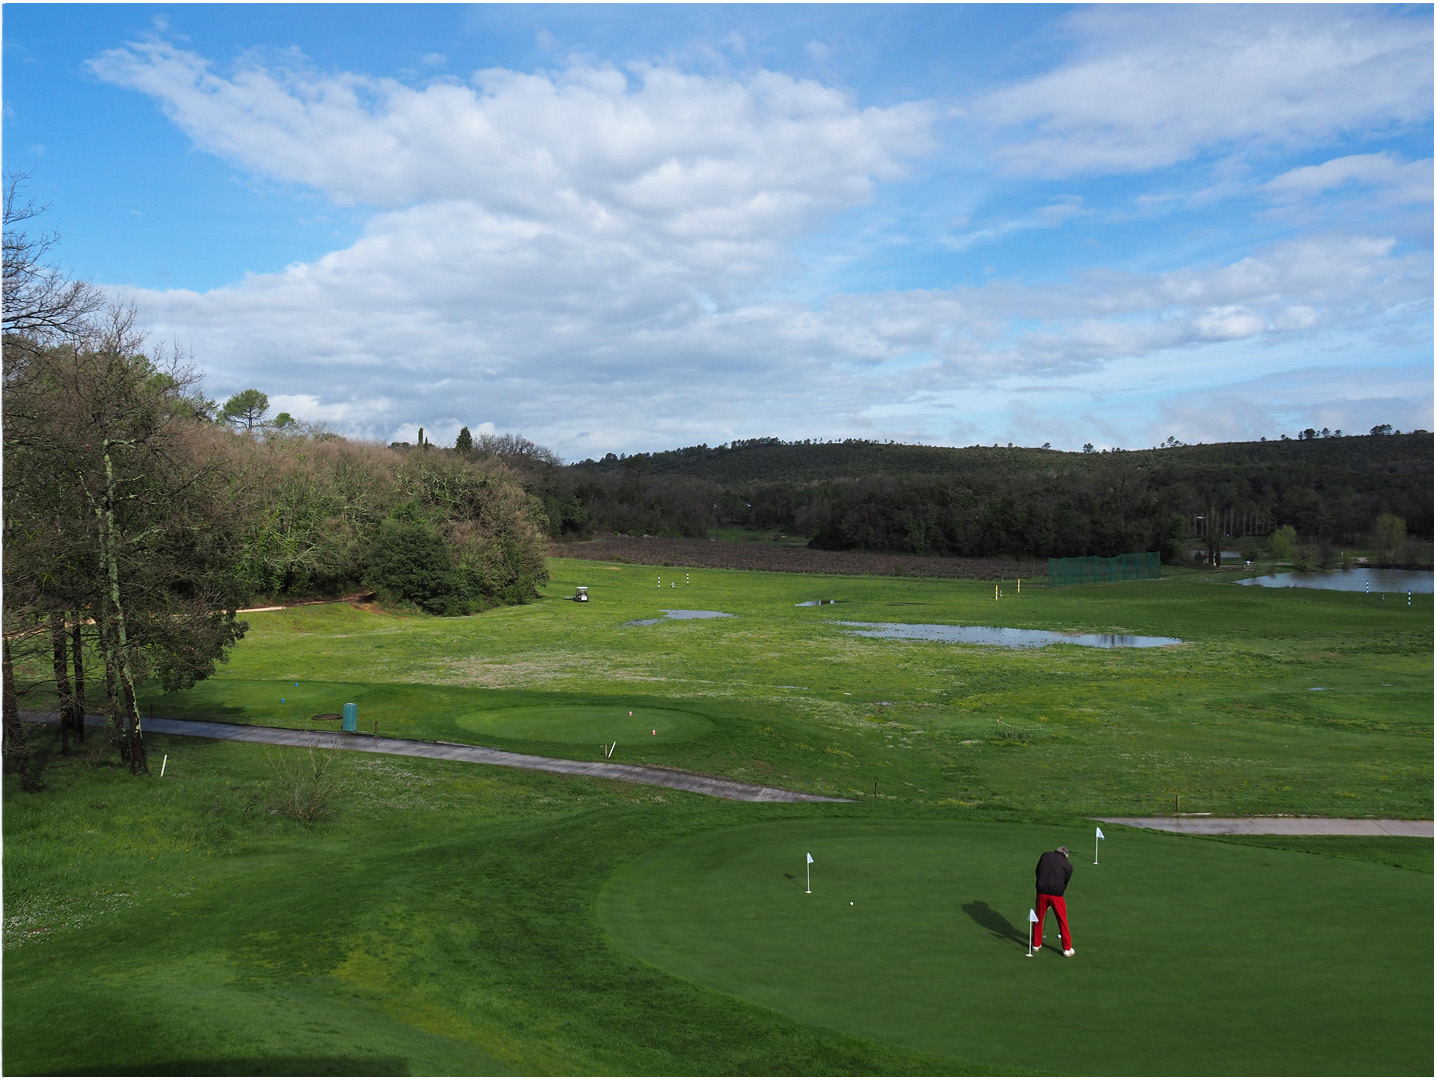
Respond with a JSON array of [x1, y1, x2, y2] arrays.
[[599, 819, 1433, 1075], [455, 703, 714, 744], [141, 558, 1433, 819], [7, 555, 1432, 1075]]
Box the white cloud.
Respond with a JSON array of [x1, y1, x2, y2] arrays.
[[87, 40, 934, 227], [86, 27, 1431, 457], [1264, 153, 1434, 204], [979, 6, 1432, 177], [121, 213, 1430, 458]]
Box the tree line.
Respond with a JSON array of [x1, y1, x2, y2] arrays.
[[2, 180, 549, 785], [533, 433, 1432, 562]]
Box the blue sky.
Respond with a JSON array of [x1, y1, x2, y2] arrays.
[[4, 3, 1432, 459]]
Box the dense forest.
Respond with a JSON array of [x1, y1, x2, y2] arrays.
[[502, 433, 1432, 564]]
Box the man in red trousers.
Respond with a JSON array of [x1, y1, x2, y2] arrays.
[[1032, 845, 1075, 956]]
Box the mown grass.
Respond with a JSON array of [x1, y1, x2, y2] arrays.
[[141, 558, 1432, 819], [4, 736, 980, 1076], [600, 819, 1432, 1075], [5, 557, 1432, 1074]]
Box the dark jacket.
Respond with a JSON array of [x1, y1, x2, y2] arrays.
[[1035, 850, 1073, 896]]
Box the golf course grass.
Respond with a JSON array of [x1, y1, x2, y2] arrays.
[[5, 556, 1432, 1074], [455, 703, 714, 744], [600, 818, 1432, 1075]]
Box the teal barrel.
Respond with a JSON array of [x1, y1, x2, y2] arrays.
[[342, 702, 358, 732]]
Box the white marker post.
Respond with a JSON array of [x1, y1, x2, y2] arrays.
[[1027, 909, 1039, 956], [161, 754, 168, 778], [1095, 825, 1105, 864], [806, 852, 814, 894]]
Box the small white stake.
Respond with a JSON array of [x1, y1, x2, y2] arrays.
[[160, 754, 168, 778]]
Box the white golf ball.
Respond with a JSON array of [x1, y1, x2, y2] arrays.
[[850, 901, 854, 905]]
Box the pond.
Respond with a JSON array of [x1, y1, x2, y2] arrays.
[[625, 609, 736, 626], [1237, 568, 1433, 594], [835, 621, 1182, 649]]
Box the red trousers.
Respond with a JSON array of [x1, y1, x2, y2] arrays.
[[1032, 893, 1071, 950]]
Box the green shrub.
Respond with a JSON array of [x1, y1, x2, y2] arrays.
[[365, 521, 468, 615]]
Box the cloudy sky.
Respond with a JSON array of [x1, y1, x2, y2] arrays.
[[4, 4, 1432, 459]]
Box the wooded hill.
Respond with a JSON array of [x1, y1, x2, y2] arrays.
[[525, 433, 1433, 562]]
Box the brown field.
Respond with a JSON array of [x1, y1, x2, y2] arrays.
[[550, 534, 1046, 580]]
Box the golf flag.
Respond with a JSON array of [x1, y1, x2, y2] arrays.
[[807, 852, 814, 864], [1096, 827, 1105, 839], [805, 852, 814, 894], [1028, 908, 1038, 923], [1095, 826, 1105, 864], [1026, 909, 1039, 956]]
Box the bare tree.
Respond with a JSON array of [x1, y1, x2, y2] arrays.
[[2, 173, 103, 346]]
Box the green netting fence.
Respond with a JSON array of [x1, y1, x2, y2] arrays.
[[1047, 550, 1161, 586]]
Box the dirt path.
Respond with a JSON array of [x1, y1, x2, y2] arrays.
[[37, 713, 850, 804], [1095, 816, 1433, 837]]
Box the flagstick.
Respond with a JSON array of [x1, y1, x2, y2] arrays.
[[1095, 825, 1105, 864], [1027, 908, 1039, 956], [806, 863, 811, 894]]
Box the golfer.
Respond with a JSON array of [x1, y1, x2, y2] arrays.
[[1032, 845, 1075, 956]]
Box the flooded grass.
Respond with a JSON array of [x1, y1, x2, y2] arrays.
[[835, 620, 1183, 648], [1238, 568, 1433, 593]]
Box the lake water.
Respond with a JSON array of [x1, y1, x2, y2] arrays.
[[1237, 568, 1433, 594], [625, 609, 736, 626], [835, 621, 1182, 649]]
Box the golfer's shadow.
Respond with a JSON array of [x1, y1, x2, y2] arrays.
[[963, 900, 1026, 947]]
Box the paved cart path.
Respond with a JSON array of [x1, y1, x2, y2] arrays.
[[1095, 816, 1433, 836], [34, 713, 850, 804]]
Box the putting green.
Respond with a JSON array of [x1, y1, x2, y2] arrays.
[[598, 819, 1432, 1075], [455, 704, 714, 744]]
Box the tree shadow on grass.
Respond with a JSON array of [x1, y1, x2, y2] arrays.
[[963, 900, 1026, 947], [62, 1056, 408, 1076]]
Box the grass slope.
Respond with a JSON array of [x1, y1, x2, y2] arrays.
[[144, 559, 1432, 819], [5, 558, 1432, 1074]]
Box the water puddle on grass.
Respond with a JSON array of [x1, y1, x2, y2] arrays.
[[1237, 568, 1433, 593], [835, 621, 1182, 649], [625, 609, 736, 626]]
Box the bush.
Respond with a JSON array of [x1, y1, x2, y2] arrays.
[[365, 521, 468, 615], [264, 740, 350, 824]]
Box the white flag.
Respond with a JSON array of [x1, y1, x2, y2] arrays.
[[1096, 826, 1105, 839], [806, 852, 814, 864], [1028, 908, 1039, 923]]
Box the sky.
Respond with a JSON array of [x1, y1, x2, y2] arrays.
[[4, 3, 1432, 460]]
